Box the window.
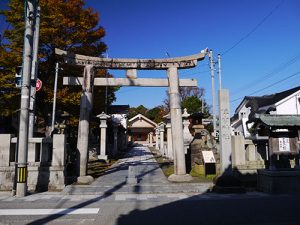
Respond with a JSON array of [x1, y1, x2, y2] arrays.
[[240, 111, 246, 119]]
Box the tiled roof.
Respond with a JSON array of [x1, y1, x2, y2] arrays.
[[253, 114, 300, 128], [245, 86, 300, 108]]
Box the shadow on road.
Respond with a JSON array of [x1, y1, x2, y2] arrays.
[[26, 145, 300, 225], [116, 193, 300, 225]]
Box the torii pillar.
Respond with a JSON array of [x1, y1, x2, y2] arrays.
[[167, 67, 192, 182], [77, 65, 94, 180]]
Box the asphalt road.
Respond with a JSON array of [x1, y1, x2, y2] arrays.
[[0, 192, 300, 225], [1, 146, 299, 225]]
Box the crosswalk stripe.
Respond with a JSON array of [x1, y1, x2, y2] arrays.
[[0, 208, 99, 215]]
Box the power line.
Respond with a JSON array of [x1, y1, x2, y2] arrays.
[[231, 52, 300, 95], [231, 70, 300, 103], [221, 0, 285, 56]]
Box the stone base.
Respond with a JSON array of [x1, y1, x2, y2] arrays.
[[233, 160, 265, 174], [257, 169, 300, 194], [77, 175, 94, 185], [0, 166, 65, 191], [168, 174, 193, 182], [98, 155, 108, 161], [126, 176, 138, 185]]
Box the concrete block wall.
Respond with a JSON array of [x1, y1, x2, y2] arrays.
[[0, 134, 66, 191]]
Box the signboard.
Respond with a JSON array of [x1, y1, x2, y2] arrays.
[[278, 137, 290, 152], [202, 151, 216, 163], [36, 78, 42, 92], [269, 135, 297, 154], [202, 119, 213, 125]]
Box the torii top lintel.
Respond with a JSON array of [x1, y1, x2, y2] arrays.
[[55, 48, 208, 70]]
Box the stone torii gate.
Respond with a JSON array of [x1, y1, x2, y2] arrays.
[[55, 48, 207, 182]]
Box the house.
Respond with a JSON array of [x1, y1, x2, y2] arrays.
[[128, 114, 157, 143], [231, 86, 300, 138]]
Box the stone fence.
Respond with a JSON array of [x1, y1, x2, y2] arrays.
[[231, 135, 265, 174], [0, 134, 66, 191]]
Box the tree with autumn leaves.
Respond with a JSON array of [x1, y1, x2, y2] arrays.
[[0, 0, 117, 133]]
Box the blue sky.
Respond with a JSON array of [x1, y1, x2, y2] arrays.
[[85, 0, 300, 115], [1, 0, 300, 115]]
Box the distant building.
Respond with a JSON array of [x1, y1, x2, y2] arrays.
[[128, 114, 157, 143], [231, 86, 300, 138]]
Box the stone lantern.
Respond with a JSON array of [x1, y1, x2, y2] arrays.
[[182, 108, 193, 154], [163, 113, 173, 160], [158, 122, 166, 155], [97, 112, 110, 160]]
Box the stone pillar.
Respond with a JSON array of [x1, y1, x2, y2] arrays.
[[231, 135, 246, 167], [52, 134, 66, 167], [246, 143, 256, 161], [113, 124, 118, 156], [0, 134, 13, 167], [149, 132, 153, 147], [167, 67, 192, 182], [159, 122, 166, 155], [155, 128, 159, 150], [97, 112, 110, 160], [218, 89, 232, 174], [182, 108, 193, 154], [27, 140, 36, 165], [166, 123, 173, 160], [77, 65, 94, 178]]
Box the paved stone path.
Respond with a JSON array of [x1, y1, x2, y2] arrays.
[[63, 145, 212, 195]]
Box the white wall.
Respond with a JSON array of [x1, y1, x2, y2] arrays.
[[232, 103, 252, 137], [276, 94, 300, 115]]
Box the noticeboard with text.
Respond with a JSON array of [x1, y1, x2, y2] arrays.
[[202, 151, 216, 163]]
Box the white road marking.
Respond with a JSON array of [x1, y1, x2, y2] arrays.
[[0, 208, 99, 215]]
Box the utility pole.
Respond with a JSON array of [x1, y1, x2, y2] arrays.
[[28, 4, 40, 138], [51, 63, 59, 132], [16, 0, 36, 197], [209, 50, 216, 137], [218, 54, 222, 90]]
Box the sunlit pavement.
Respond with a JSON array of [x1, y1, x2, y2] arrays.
[[0, 146, 299, 225]]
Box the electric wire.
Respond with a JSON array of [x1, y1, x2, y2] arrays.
[[221, 0, 285, 56], [231, 70, 300, 102], [231, 53, 300, 95]]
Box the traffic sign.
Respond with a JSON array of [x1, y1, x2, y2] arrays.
[[36, 78, 42, 92]]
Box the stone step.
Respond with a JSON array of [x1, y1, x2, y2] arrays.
[[62, 182, 213, 195]]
